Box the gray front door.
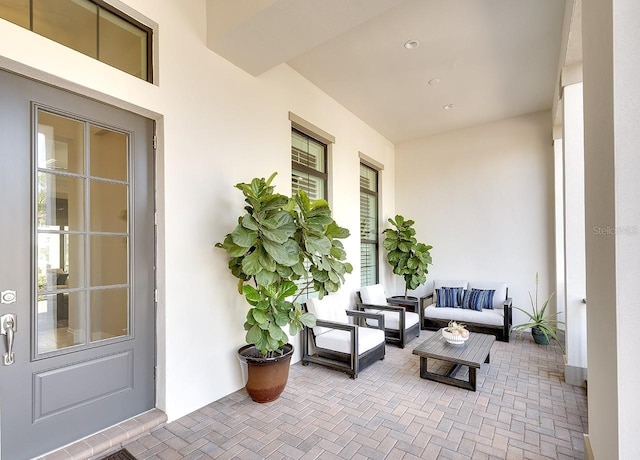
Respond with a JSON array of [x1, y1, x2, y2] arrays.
[[0, 69, 156, 460]]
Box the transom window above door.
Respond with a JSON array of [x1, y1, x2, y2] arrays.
[[0, 0, 153, 81]]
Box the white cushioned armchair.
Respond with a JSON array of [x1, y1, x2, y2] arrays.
[[302, 294, 386, 378], [357, 284, 421, 348], [420, 279, 513, 342]]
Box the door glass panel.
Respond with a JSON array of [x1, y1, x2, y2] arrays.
[[90, 181, 128, 233], [0, 0, 29, 27], [38, 234, 85, 291], [37, 173, 85, 231], [99, 8, 148, 80], [90, 236, 128, 286], [37, 292, 86, 354], [90, 288, 129, 342], [35, 107, 132, 357], [90, 125, 128, 181], [32, 0, 98, 58], [38, 112, 85, 173]]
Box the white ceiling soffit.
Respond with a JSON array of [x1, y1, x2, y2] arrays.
[[207, 0, 567, 144], [206, 0, 405, 76]]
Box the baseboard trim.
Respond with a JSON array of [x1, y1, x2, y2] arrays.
[[584, 434, 594, 460], [565, 363, 587, 387]]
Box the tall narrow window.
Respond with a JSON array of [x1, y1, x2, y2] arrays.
[[291, 128, 327, 299], [0, 0, 152, 81], [291, 129, 327, 201], [360, 164, 378, 286]]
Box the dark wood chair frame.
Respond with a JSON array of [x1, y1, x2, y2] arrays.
[[356, 292, 421, 348], [419, 290, 513, 342], [355, 303, 420, 348], [301, 308, 386, 379]]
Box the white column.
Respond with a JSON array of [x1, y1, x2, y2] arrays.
[[552, 133, 566, 328], [562, 79, 587, 386], [583, 0, 640, 458]]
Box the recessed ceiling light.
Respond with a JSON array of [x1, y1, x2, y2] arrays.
[[403, 39, 420, 50], [428, 78, 441, 86], [443, 104, 455, 110]]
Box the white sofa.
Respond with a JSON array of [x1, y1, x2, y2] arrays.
[[420, 279, 513, 342]]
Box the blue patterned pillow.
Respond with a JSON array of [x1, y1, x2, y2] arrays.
[[462, 289, 496, 311], [436, 287, 464, 308]]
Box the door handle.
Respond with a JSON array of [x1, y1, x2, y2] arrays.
[[1, 313, 16, 366]]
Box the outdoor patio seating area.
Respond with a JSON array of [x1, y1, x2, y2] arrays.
[[86, 330, 587, 460]]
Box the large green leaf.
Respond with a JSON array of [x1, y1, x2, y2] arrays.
[[255, 270, 279, 286], [246, 324, 263, 345], [231, 225, 258, 248], [277, 280, 298, 300], [216, 235, 250, 257], [263, 238, 299, 266], [241, 250, 262, 275], [243, 285, 261, 303], [241, 214, 259, 231], [304, 234, 332, 254], [261, 227, 290, 244]]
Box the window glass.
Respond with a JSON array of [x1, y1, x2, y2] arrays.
[[0, 0, 151, 81], [291, 128, 329, 299], [0, 0, 29, 27], [33, 0, 98, 58], [90, 288, 129, 342], [360, 163, 379, 286], [35, 108, 131, 357], [99, 8, 148, 79], [90, 181, 128, 233], [90, 125, 128, 181]]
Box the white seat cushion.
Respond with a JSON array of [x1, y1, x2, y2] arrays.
[[359, 284, 388, 305], [423, 304, 505, 326], [306, 295, 349, 336], [364, 309, 419, 330], [315, 327, 385, 355]]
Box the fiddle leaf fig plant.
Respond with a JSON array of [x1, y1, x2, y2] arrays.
[[216, 172, 353, 357], [382, 214, 433, 297]]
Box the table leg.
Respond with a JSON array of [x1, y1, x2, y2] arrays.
[[469, 367, 476, 391], [485, 352, 490, 364]]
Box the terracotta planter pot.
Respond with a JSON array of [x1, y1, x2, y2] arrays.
[[237, 343, 294, 403]]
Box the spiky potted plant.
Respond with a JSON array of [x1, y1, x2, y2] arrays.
[[382, 215, 433, 303], [216, 173, 352, 402], [510, 273, 564, 347]]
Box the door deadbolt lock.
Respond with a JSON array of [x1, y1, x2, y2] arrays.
[[1, 290, 16, 304]]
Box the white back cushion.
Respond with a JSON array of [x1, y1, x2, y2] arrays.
[[306, 295, 349, 336], [468, 281, 508, 309], [359, 284, 387, 305]]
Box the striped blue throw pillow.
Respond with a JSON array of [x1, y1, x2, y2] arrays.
[[436, 287, 464, 307], [462, 289, 496, 311]]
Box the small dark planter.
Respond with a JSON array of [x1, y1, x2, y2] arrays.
[[531, 327, 550, 345], [237, 343, 294, 403]]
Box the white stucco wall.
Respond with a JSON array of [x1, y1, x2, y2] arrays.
[[394, 112, 556, 326], [0, 0, 395, 421]]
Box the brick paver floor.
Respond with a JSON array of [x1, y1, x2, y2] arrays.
[[123, 330, 587, 459]]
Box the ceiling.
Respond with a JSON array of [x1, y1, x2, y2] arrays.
[[207, 0, 568, 145]]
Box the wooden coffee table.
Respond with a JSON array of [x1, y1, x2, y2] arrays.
[[412, 330, 495, 391]]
